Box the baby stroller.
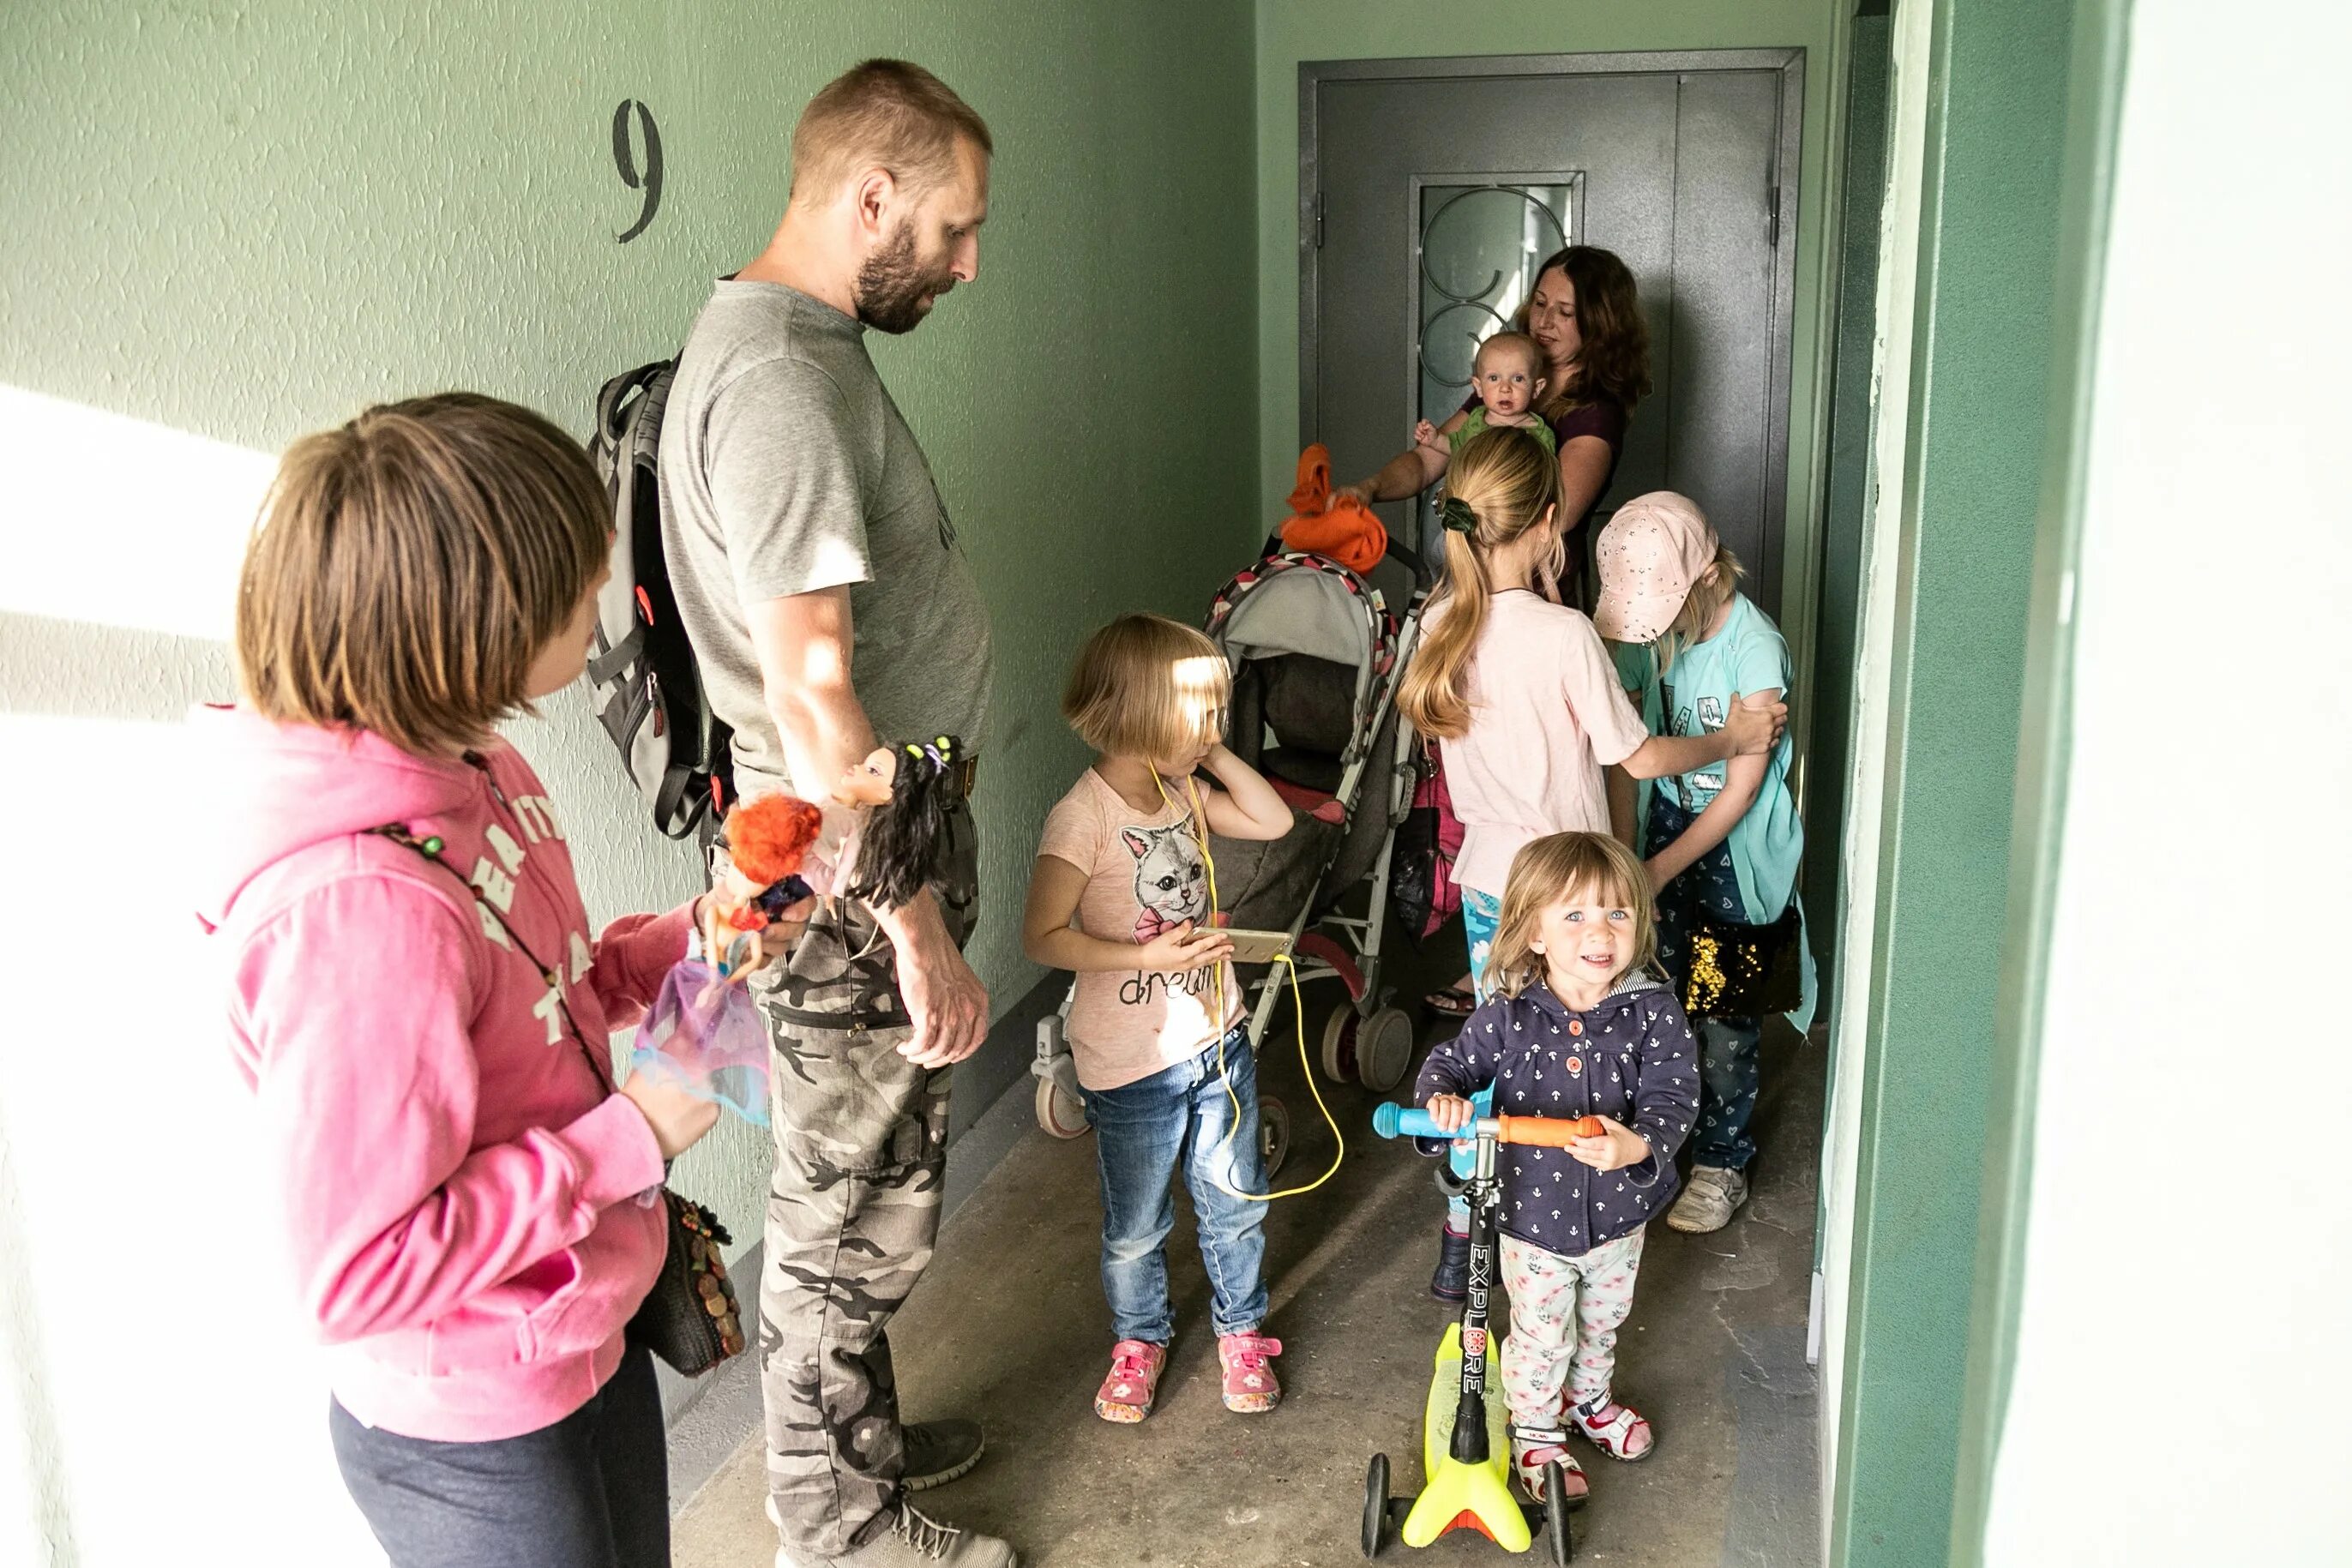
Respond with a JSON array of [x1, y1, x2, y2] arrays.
[[1032, 547, 1430, 1175]]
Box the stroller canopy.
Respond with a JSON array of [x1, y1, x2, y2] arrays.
[[1206, 552, 1399, 741]]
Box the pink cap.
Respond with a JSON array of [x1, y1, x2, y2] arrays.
[[1592, 492, 1719, 643]]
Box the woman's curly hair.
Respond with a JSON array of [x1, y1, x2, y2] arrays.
[[1520, 245, 1652, 419]]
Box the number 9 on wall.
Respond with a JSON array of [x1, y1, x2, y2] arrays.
[[612, 98, 662, 243]]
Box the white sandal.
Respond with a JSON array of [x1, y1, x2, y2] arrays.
[[1572, 1397, 1655, 1462], [1509, 1426, 1590, 1507]]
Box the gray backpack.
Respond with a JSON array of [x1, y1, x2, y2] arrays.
[[586, 359, 734, 839]]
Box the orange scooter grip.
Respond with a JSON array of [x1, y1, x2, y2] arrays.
[[1495, 1114, 1604, 1147]]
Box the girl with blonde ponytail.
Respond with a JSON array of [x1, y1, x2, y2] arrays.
[[1392, 427, 1788, 1306]]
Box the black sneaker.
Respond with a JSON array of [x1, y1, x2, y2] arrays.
[[902, 1418, 984, 1492], [1429, 1225, 1471, 1303]]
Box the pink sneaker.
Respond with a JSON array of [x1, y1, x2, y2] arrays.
[[1217, 1332, 1284, 1413], [1094, 1340, 1166, 1423]]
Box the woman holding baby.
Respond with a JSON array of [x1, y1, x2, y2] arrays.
[[1333, 243, 1651, 610]]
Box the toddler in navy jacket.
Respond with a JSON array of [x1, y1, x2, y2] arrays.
[[1416, 831, 1699, 1506]]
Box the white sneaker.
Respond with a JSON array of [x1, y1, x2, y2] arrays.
[[1666, 1165, 1748, 1234]]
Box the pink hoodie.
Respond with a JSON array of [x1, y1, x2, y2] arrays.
[[192, 706, 692, 1443]]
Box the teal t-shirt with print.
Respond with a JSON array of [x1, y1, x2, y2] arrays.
[[1636, 594, 1802, 927]]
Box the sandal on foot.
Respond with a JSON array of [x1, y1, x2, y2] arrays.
[[1424, 983, 1477, 1018], [1509, 1426, 1590, 1508], [1572, 1396, 1655, 1461], [1093, 1340, 1166, 1424]]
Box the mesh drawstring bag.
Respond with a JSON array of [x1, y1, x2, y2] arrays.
[[629, 940, 771, 1126]]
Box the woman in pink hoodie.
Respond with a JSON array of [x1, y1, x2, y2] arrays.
[[199, 394, 725, 1567]]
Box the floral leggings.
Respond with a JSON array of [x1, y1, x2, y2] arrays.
[[1499, 1228, 1646, 1428]]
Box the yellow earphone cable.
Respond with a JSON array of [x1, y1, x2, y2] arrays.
[[1152, 768, 1345, 1202]]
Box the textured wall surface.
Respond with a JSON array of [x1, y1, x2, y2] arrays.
[[0, 3, 1254, 1561]]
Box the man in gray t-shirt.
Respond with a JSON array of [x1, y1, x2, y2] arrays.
[[657, 60, 1011, 1568], [663, 282, 993, 801]]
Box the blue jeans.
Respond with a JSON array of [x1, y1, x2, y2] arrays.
[[1648, 790, 1765, 1172], [1080, 1026, 1270, 1344]]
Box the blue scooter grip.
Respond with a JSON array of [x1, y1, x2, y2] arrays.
[[1373, 1103, 1450, 1140]]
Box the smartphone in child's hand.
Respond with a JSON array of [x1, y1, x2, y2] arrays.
[[1218, 928, 1295, 964]]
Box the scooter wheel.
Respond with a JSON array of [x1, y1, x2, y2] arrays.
[[1543, 1461, 1573, 1563], [1033, 1078, 1090, 1139], [1260, 1096, 1292, 1180], [1362, 1452, 1390, 1558], [1356, 1006, 1416, 1092], [1320, 1006, 1357, 1084]]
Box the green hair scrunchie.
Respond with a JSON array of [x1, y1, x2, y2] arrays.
[[1440, 496, 1479, 534]]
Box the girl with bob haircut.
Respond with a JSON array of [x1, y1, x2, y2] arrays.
[[1416, 831, 1700, 1508], [1393, 426, 1782, 1307], [196, 394, 731, 1568], [1023, 613, 1295, 1426]]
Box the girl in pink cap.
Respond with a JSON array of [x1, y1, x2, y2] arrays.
[[1395, 430, 1785, 1301], [1594, 492, 1812, 1236]]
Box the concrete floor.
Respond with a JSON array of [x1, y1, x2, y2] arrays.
[[675, 944, 1824, 1568]]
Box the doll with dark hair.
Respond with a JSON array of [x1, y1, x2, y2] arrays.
[[839, 734, 967, 914]]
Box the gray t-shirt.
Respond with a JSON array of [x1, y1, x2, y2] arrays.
[[659, 279, 992, 798]]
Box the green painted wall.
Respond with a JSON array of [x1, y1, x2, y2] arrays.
[[1, 0, 1257, 1241], [1825, 0, 2078, 1561], [3, 3, 1258, 1558], [1802, 9, 1894, 1005], [1254, 0, 1853, 672]]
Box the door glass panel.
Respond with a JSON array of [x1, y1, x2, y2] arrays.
[[1414, 178, 1580, 545]]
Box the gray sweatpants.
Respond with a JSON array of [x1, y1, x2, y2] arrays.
[[748, 803, 978, 1559]]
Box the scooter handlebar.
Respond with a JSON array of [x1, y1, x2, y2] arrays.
[[1372, 1102, 1446, 1139], [1372, 1103, 1596, 1146], [1494, 1114, 1591, 1149]]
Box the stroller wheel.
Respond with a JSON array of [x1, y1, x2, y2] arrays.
[[1260, 1096, 1292, 1179], [1033, 1078, 1090, 1139], [1321, 1006, 1417, 1091], [1356, 1007, 1416, 1093], [1320, 1006, 1359, 1084]]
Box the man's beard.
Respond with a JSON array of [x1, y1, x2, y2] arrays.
[[854, 221, 954, 335]]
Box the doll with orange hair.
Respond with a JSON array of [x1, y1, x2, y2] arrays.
[[703, 794, 823, 985]]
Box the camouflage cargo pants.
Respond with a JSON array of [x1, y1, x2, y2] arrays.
[[748, 800, 978, 1559]]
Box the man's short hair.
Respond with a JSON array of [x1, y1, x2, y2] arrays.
[[790, 59, 992, 207]]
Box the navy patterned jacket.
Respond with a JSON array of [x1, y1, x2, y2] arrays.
[[1413, 974, 1700, 1256]]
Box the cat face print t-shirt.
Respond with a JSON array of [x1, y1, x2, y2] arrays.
[[1036, 767, 1245, 1091]]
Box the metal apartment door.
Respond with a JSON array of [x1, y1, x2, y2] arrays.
[[1302, 51, 1802, 610]]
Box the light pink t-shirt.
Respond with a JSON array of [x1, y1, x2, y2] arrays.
[[1435, 590, 1651, 897], [1037, 769, 1244, 1092]]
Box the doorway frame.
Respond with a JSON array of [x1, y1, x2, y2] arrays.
[[1298, 48, 1808, 607]]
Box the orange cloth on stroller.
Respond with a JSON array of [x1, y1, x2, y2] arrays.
[[1278, 444, 1387, 575]]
